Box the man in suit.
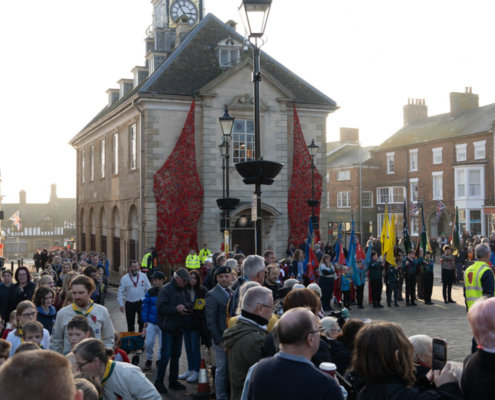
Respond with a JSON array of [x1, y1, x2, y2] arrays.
[[315, 244, 325, 263], [205, 265, 233, 400]]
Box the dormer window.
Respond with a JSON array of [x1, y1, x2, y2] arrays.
[[216, 38, 243, 68]]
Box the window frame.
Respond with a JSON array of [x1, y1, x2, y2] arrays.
[[232, 120, 255, 164], [410, 178, 419, 203], [456, 143, 467, 162], [219, 48, 241, 68], [337, 191, 351, 208], [112, 133, 119, 176], [362, 191, 373, 208], [387, 152, 395, 174], [129, 124, 137, 171], [432, 171, 443, 200], [337, 170, 351, 181], [432, 147, 443, 165], [409, 149, 418, 172], [90, 145, 95, 182], [474, 140, 486, 160], [100, 139, 106, 179], [376, 186, 406, 204], [455, 166, 484, 200]]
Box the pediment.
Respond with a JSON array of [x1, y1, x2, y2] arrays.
[[228, 93, 270, 111]]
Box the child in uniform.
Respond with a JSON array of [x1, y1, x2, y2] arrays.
[[341, 266, 352, 310], [423, 251, 435, 305]]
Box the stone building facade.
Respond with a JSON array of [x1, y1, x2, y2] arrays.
[[70, 7, 337, 274]]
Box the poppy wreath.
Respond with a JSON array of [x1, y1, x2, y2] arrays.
[[287, 103, 322, 247], [153, 100, 204, 264]]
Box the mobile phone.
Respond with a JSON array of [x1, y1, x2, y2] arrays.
[[432, 338, 447, 370]]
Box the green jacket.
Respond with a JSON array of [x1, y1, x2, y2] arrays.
[[369, 260, 383, 280], [223, 318, 267, 400]]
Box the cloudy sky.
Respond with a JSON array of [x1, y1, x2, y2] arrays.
[[1, 0, 495, 203]]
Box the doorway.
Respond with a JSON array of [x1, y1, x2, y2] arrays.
[[232, 216, 256, 256]]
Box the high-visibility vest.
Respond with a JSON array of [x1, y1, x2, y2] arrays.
[[199, 248, 211, 263], [141, 253, 152, 271], [186, 255, 200, 269], [465, 261, 493, 310]]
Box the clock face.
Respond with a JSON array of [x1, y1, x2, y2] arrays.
[[170, 0, 198, 26]]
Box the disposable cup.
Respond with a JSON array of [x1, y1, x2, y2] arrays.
[[319, 362, 337, 378]]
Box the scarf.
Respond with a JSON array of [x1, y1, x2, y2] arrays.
[[100, 360, 116, 395], [18, 325, 24, 342], [72, 300, 94, 317], [240, 309, 269, 327]]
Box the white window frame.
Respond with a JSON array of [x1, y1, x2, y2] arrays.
[[474, 140, 486, 160], [411, 215, 419, 235], [232, 120, 255, 163], [455, 166, 485, 200], [100, 139, 106, 179], [377, 186, 406, 204], [432, 147, 443, 165], [219, 48, 241, 67], [468, 170, 482, 198], [432, 171, 443, 200], [362, 191, 373, 208], [90, 145, 94, 182], [456, 143, 467, 162], [129, 124, 137, 171], [387, 152, 395, 174], [410, 178, 419, 203], [409, 149, 418, 172], [81, 150, 85, 184], [337, 170, 351, 181], [112, 133, 119, 175], [337, 192, 351, 208]]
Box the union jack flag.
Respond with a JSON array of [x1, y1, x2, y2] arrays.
[[410, 201, 419, 219], [436, 200, 446, 222], [9, 211, 22, 231]]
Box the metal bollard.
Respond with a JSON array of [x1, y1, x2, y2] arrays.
[[11, 261, 14, 273]]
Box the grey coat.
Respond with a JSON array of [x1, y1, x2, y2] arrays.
[[205, 284, 230, 344]]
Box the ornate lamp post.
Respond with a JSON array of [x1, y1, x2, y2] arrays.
[[235, 0, 283, 255], [307, 139, 320, 228], [217, 106, 240, 250]]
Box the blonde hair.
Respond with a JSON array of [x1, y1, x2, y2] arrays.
[[63, 291, 73, 308], [37, 275, 54, 288]]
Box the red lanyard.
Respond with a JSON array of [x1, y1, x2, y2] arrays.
[[129, 273, 139, 287]]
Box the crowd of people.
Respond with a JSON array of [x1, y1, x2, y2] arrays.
[[0, 236, 493, 399]]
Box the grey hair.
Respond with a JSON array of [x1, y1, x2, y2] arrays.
[[482, 238, 489, 244], [307, 283, 322, 298], [241, 286, 272, 313], [320, 317, 339, 335], [292, 284, 305, 290], [315, 244, 320, 251], [225, 259, 238, 271], [242, 255, 265, 279], [284, 278, 299, 288], [409, 334, 432, 359], [235, 281, 261, 315], [476, 243, 491, 259]]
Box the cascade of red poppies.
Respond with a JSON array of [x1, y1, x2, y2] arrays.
[[287, 104, 322, 247], [153, 100, 204, 264]]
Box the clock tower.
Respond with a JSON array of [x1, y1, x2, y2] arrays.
[[153, 0, 204, 29]]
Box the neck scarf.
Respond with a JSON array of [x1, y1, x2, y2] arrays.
[[241, 309, 269, 327], [18, 325, 24, 342], [129, 273, 139, 287], [101, 360, 116, 389], [72, 300, 94, 317]]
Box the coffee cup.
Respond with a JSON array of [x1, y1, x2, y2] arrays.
[[319, 362, 337, 378]]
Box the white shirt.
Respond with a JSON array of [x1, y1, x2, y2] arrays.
[[7, 328, 50, 357], [118, 272, 151, 306]]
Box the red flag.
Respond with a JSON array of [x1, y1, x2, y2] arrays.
[[307, 247, 319, 283], [356, 240, 366, 261], [338, 243, 346, 265]]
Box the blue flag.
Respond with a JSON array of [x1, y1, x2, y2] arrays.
[[348, 217, 362, 286], [364, 241, 372, 272], [302, 217, 314, 274]]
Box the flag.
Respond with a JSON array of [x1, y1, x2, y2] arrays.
[[356, 239, 366, 262], [335, 222, 346, 265], [415, 202, 428, 258], [410, 201, 419, 219], [9, 211, 22, 231], [451, 207, 460, 257], [385, 213, 397, 266], [364, 241, 372, 272], [348, 217, 362, 286], [425, 230, 433, 254], [381, 204, 389, 255], [436, 200, 446, 222], [303, 217, 318, 282], [403, 200, 412, 254]]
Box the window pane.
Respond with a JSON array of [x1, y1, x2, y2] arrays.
[[231, 50, 239, 65], [470, 210, 482, 235], [220, 50, 229, 66], [234, 120, 245, 133], [246, 121, 254, 133]]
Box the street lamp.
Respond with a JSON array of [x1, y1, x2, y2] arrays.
[[307, 139, 320, 227], [216, 106, 240, 248], [235, 0, 283, 255]]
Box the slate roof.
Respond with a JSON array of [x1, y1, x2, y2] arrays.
[[327, 145, 374, 168], [2, 198, 76, 228], [73, 13, 337, 142], [374, 102, 495, 152]]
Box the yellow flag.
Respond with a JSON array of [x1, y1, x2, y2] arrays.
[[381, 204, 388, 255], [426, 230, 432, 254], [386, 214, 397, 266]]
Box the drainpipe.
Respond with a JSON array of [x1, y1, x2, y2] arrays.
[[133, 99, 145, 259]]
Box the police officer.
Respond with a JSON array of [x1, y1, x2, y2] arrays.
[[141, 248, 153, 278], [185, 249, 200, 270], [198, 244, 212, 265]]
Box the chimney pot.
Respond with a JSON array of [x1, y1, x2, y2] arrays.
[[50, 184, 57, 203], [19, 190, 26, 208], [404, 97, 428, 125], [175, 14, 191, 48], [226, 20, 238, 30]]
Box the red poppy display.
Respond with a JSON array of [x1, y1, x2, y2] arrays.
[[153, 100, 204, 264], [287, 104, 322, 247]]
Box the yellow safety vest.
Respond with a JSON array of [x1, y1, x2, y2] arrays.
[[465, 261, 493, 310], [199, 248, 211, 263], [186, 255, 200, 269], [141, 253, 152, 270]]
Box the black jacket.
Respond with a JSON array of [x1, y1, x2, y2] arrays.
[[321, 336, 350, 375], [262, 331, 332, 368], [358, 375, 463, 400], [190, 285, 211, 348], [461, 349, 495, 400], [3, 282, 37, 319], [0, 283, 13, 321], [156, 279, 193, 334]]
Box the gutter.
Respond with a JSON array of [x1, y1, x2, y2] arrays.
[[132, 99, 145, 259]]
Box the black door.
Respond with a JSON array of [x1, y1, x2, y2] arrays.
[[232, 216, 256, 256], [101, 236, 107, 255], [113, 237, 121, 272]]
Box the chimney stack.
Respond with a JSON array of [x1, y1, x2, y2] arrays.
[[339, 127, 359, 143], [50, 184, 58, 203], [175, 14, 190, 48], [226, 20, 238, 30], [19, 190, 26, 208], [403, 98, 428, 125], [450, 87, 478, 117]]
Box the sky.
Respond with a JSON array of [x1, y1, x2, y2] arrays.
[[2, 0, 495, 203]]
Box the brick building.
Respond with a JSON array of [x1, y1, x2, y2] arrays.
[[70, 3, 337, 275], [326, 88, 495, 244]]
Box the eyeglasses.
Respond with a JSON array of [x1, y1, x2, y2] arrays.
[[308, 327, 325, 335], [329, 328, 341, 333], [76, 358, 94, 369], [21, 312, 36, 318], [258, 303, 276, 311]]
